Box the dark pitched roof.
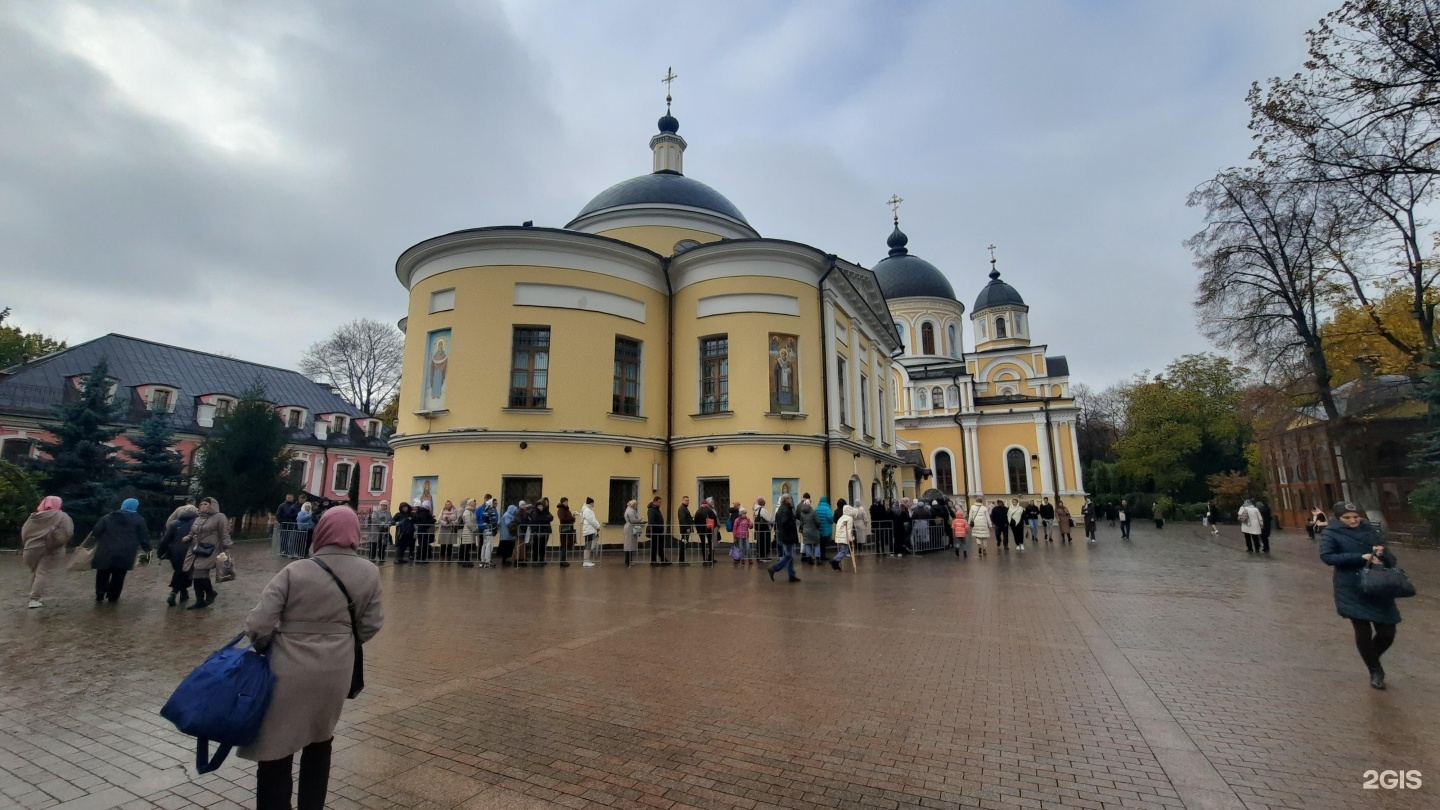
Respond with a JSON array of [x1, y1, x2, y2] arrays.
[[0, 335, 375, 443]]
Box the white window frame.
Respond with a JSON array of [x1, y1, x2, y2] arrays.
[[429, 288, 456, 313], [368, 463, 387, 492], [333, 462, 352, 492], [148, 387, 176, 413], [1003, 445, 1033, 494], [287, 408, 305, 429], [331, 415, 348, 435], [213, 397, 236, 418]]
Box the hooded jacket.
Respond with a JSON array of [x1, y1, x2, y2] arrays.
[[798, 500, 819, 542], [815, 497, 834, 538], [834, 505, 857, 545], [22, 509, 74, 554], [499, 505, 518, 542], [581, 504, 601, 537], [1319, 521, 1401, 624], [158, 508, 199, 571]]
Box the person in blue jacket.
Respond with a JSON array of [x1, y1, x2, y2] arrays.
[[1319, 501, 1402, 690], [815, 496, 834, 561]]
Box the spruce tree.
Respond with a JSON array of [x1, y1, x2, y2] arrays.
[[34, 361, 125, 532], [125, 411, 183, 494], [198, 382, 289, 519]]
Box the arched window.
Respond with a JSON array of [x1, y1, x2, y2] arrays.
[[995, 317, 1007, 339], [947, 324, 958, 358], [935, 451, 955, 494], [916, 387, 930, 409], [1006, 448, 1028, 494], [921, 322, 936, 354], [894, 322, 906, 349], [931, 387, 944, 409]]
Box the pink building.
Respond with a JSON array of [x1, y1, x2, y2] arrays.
[[0, 334, 393, 512]]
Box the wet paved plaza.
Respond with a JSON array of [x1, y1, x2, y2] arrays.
[[1, 522, 1436, 810]]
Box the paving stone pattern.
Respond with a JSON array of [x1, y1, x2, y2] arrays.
[[1, 523, 1436, 809]]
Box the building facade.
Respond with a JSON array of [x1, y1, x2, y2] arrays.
[[391, 107, 1085, 524], [0, 334, 394, 512]]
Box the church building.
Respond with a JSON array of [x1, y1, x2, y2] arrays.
[[390, 95, 1082, 525]]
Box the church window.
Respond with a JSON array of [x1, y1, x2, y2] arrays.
[[916, 387, 929, 410], [995, 317, 1007, 339], [673, 239, 701, 254], [1006, 448, 1029, 494], [978, 319, 987, 339], [428, 288, 456, 313], [699, 336, 728, 413], [510, 327, 551, 408], [931, 387, 943, 409], [332, 462, 352, 493], [948, 324, 958, 358], [946, 385, 960, 408], [837, 357, 849, 424], [613, 337, 642, 416], [935, 451, 955, 494], [894, 322, 905, 350], [922, 322, 936, 354]]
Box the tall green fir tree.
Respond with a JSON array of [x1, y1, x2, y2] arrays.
[[125, 411, 184, 494], [197, 382, 290, 520], [34, 360, 126, 533]]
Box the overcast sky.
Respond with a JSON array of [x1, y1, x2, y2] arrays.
[[1, 0, 1338, 388]]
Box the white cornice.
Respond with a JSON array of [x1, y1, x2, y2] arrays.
[[391, 430, 666, 450], [669, 433, 825, 450], [395, 228, 665, 293]]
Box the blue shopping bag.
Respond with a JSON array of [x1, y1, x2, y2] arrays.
[[160, 633, 275, 774]]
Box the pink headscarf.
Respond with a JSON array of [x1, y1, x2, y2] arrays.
[[311, 505, 361, 552], [37, 495, 62, 512]]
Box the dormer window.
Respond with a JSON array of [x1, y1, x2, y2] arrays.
[[287, 409, 304, 429], [331, 416, 348, 435], [148, 387, 176, 412], [366, 421, 381, 438], [214, 398, 235, 418]]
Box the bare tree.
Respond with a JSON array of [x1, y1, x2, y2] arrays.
[[1072, 382, 1126, 466], [299, 319, 403, 414]]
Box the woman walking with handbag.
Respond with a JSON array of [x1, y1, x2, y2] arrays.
[[1320, 501, 1407, 689], [158, 505, 198, 606], [183, 498, 232, 610], [21, 495, 72, 608], [241, 505, 383, 810], [86, 497, 150, 603]]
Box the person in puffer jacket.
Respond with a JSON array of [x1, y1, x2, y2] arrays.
[[828, 504, 857, 571]]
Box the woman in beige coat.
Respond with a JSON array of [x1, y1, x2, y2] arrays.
[[242, 506, 383, 810], [183, 497, 232, 610], [623, 500, 641, 567], [21, 495, 73, 608]]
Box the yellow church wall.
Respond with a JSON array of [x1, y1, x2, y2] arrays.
[[391, 439, 662, 536], [973, 422, 1039, 497], [595, 225, 726, 255], [1057, 421, 1079, 490], [671, 274, 824, 438], [398, 264, 669, 440]]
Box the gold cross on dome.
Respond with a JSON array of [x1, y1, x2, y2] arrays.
[[987, 243, 997, 263], [662, 67, 678, 111], [887, 194, 904, 222]]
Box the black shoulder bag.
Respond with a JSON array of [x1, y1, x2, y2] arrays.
[[311, 558, 365, 698]]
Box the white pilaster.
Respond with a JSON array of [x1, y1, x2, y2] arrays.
[[1034, 417, 1053, 495], [823, 297, 841, 432]]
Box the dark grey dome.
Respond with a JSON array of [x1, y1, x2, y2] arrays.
[[873, 224, 956, 300], [573, 173, 749, 224], [658, 114, 679, 133], [973, 266, 1025, 312]]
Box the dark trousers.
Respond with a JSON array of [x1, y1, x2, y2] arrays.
[[94, 568, 128, 601], [531, 533, 548, 562], [1010, 521, 1025, 545], [678, 530, 690, 562], [256, 738, 332, 810], [994, 521, 1009, 548], [1121, 520, 1131, 538], [1260, 533, 1271, 552], [560, 529, 575, 562], [396, 535, 415, 562], [650, 531, 668, 562], [700, 533, 715, 563], [1351, 619, 1397, 671], [1244, 532, 1260, 552], [459, 543, 473, 565], [193, 576, 216, 603]]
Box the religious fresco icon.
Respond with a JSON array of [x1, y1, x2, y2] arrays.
[[769, 333, 799, 413], [423, 329, 450, 410]]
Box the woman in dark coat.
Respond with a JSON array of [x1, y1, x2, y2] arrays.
[[768, 496, 800, 582], [86, 498, 151, 603], [392, 503, 416, 563], [158, 505, 198, 605], [1319, 501, 1402, 689]]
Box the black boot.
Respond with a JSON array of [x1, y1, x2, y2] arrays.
[[167, 592, 177, 606], [1370, 667, 1386, 690]]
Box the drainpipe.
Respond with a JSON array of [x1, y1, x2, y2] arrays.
[[819, 256, 838, 498], [1043, 397, 1059, 498], [952, 373, 970, 507], [662, 257, 675, 521]]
